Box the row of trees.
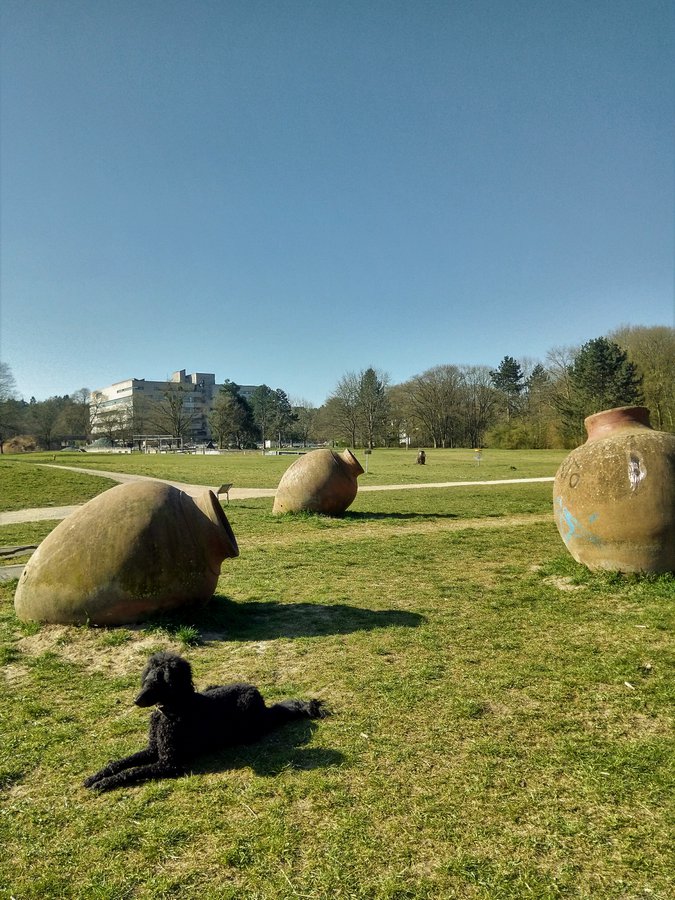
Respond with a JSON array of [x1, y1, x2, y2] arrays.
[[1, 326, 673, 453], [316, 327, 673, 449], [0, 370, 92, 452]]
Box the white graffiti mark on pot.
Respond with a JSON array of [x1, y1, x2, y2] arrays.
[[628, 453, 646, 491]]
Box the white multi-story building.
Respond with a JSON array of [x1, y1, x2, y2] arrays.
[[90, 370, 258, 445]]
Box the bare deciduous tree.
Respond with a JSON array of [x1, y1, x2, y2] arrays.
[[291, 398, 318, 447], [144, 384, 199, 441], [327, 372, 361, 446], [399, 365, 462, 448], [0, 362, 20, 453], [458, 365, 499, 448]]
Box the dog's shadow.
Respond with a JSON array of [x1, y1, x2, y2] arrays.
[[188, 719, 343, 778], [170, 598, 425, 643]]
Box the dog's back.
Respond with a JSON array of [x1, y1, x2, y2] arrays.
[[202, 683, 269, 743], [164, 683, 267, 754]]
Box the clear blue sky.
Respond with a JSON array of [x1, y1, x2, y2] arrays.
[[1, 0, 673, 406]]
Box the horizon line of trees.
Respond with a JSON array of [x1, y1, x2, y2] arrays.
[[1, 325, 673, 453]]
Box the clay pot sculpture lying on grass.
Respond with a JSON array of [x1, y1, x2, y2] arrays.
[[553, 406, 675, 573], [273, 448, 364, 515], [14, 482, 239, 625]]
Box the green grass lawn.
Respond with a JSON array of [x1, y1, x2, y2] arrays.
[[0, 458, 118, 512], [3, 446, 566, 496], [0, 456, 673, 898]]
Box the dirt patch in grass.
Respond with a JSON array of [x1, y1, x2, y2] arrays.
[[542, 574, 586, 591], [17, 627, 185, 676], [2, 662, 31, 684], [14, 623, 327, 688]]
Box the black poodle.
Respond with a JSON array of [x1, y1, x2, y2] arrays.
[[84, 651, 327, 792]]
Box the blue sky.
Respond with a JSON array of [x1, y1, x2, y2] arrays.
[[1, 0, 672, 406]]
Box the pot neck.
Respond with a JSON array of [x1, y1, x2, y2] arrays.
[[584, 406, 652, 442], [194, 490, 239, 559], [338, 448, 365, 477]]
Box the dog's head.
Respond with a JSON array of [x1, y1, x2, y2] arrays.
[[134, 652, 194, 708]]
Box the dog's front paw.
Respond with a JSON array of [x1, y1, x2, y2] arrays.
[[84, 771, 112, 790], [85, 775, 115, 793], [309, 699, 330, 719]]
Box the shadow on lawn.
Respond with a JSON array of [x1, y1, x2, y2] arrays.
[[192, 719, 344, 778], [154, 597, 425, 643], [344, 511, 460, 521]]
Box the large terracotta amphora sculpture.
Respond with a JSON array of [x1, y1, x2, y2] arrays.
[[553, 406, 675, 573], [14, 482, 239, 625], [273, 448, 364, 515]]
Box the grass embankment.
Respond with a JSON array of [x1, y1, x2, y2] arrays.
[[0, 455, 672, 898]]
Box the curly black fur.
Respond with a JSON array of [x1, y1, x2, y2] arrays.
[[84, 651, 327, 792]]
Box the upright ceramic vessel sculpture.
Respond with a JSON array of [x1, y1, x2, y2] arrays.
[[273, 448, 364, 515], [14, 482, 239, 625], [553, 406, 675, 573]]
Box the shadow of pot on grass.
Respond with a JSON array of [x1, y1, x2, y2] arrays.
[[343, 511, 460, 522], [152, 596, 426, 643]]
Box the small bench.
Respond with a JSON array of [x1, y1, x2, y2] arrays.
[[216, 483, 233, 504]]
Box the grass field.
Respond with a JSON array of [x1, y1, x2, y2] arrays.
[[1, 453, 673, 898], [1, 446, 567, 496], [0, 457, 118, 512]]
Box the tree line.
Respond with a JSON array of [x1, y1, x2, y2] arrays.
[[1, 325, 673, 453]]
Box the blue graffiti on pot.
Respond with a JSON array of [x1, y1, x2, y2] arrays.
[[554, 496, 601, 546]]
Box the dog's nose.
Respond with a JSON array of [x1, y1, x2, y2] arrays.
[[134, 687, 154, 707]]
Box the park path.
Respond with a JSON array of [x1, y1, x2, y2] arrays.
[[0, 463, 554, 526]]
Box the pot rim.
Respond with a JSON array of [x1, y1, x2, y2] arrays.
[[340, 448, 365, 476], [584, 406, 651, 440], [198, 490, 239, 557]]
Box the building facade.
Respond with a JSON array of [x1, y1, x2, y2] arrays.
[[90, 370, 258, 445]]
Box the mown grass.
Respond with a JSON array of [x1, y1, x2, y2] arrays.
[[4, 446, 566, 492], [1, 463, 673, 899], [213, 481, 555, 553], [0, 458, 117, 512], [0, 481, 555, 570]]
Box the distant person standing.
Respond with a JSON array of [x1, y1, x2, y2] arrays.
[[417, 450, 426, 465]]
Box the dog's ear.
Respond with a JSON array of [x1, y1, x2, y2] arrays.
[[140, 653, 161, 681], [142, 652, 188, 680], [135, 652, 193, 705], [165, 654, 194, 691]]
